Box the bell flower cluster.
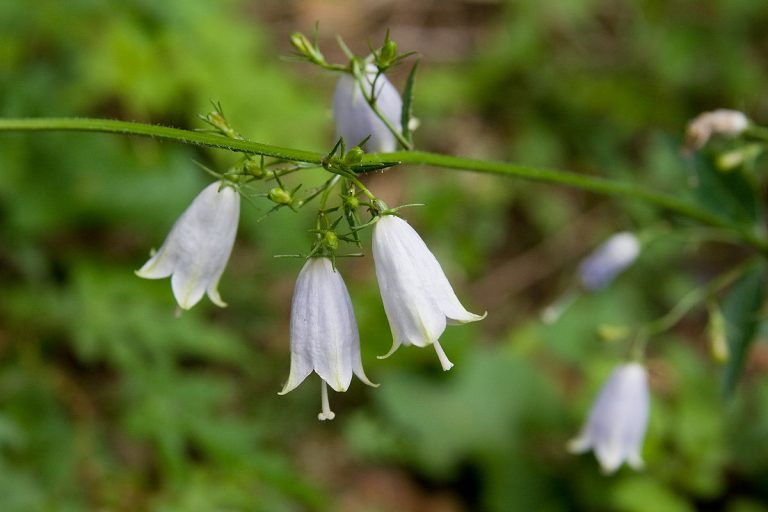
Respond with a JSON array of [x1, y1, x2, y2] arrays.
[[569, 362, 650, 474], [136, 180, 240, 310]]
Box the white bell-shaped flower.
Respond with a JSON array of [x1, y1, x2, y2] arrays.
[[136, 181, 240, 310], [333, 64, 402, 153], [568, 362, 650, 474], [685, 109, 750, 151], [372, 214, 485, 371], [578, 232, 640, 291], [279, 257, 375, 421]]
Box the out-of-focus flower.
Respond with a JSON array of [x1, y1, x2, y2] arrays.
[[578, 232, 640, 291], [136, 181, 240, 310], [372, 214, 485, 370], [685, 109, 750, 151], [279, 257, 375, 421], [333, 65, 402, 153], [569, 362, 650, 474]]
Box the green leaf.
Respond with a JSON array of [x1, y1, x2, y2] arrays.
[[722, 261, 766, 396], [690, 150, 762, 226], [400, 60, 419, 143]]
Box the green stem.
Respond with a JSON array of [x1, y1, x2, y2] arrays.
[[0, 117, 765, 252]]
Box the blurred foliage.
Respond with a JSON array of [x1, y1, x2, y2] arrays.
[[1, 0, 768, 511]]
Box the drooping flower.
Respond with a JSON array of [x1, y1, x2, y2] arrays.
[[578, 232, 640, 291], [279, 257, 375, 421], [684, 109, 750, 151], [372, 214, 485, 371], [568, 362, 650, 474], [333, 64, 402, 153], [136, 181, 240, 310]]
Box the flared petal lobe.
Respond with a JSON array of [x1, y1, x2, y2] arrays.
[[333, 65, 402, 153], [280, 258, 374, 395], [578, 232, 640, 291], [568, 363, 650, 474], [372, 215, 485, 369], [136, 182, 240, 310]]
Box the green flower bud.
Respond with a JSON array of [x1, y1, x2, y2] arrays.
[[344, 146, 364, 166], [597, 324, 630, 343], [290, 32, 325, 65], [344, 195, 360, 210], [244, 158, 264, 178], [708, 305, 729, 364], [379, 40, 397, 68], [268, 187, 292, 205], [323, 230, 339, 251]]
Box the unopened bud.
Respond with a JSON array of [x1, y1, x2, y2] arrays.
[[268, 187, 292, 205], [378, 40, 398, 68], [344, 146, 364, 165], [244, 158, 265, 178], [597, 324, 630, 343], [345, 195, 360, 210], [708, 305, 729, 364], [323, 230, 339, 251], [715, 144, 764, 172], [290, 32, 325, 65]]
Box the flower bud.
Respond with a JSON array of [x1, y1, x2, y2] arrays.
[[708, 305, 729, 364], [378, 40, 398, 68], [290, 32, 325, 65], [268, 187, 292, 205], [243, 158, 265, 178], [323, 230, 339, 251], [343, 146, 364, 166], [344, 195, 360, 210]]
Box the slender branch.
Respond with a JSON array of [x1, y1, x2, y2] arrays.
[[0, 117, 765, 252]]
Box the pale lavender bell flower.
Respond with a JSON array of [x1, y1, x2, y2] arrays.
[[136, 181, 240, 310], [333, 64, 402, 153], [279, 257, 376, 421], [578, 232, 640, 291], [685, 109, 750, 151], [568, 362, 650, 474], [372, 215, 485, 370]]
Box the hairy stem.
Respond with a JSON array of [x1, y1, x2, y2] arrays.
[[0, 117, 765, 252]]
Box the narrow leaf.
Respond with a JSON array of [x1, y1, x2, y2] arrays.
[[721, 261, 766, 396], [401, 60, 419, 144]]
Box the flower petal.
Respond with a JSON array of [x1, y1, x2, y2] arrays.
[[136, 182, 240, 309]]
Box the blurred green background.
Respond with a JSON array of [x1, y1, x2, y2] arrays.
[[1, 0, 768, 510]]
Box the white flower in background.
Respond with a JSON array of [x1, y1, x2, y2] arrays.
[[136, 181, 240, 310], [372, 214, 485, 371], [279, 257, 375, 421], [685, 109, 750, 151], [568, 363, 650, 474], [333, 64, 402, 153], [578, 232, 640, 291]]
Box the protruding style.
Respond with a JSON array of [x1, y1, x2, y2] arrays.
[[372, 215, 485, 370], [279, 257, 375, 420], [136, 181, 240, 310]]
